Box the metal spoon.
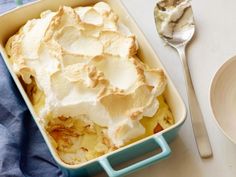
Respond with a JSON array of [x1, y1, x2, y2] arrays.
[[154, 0, 212, 158]]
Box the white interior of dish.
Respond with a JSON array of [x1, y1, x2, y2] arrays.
[[210, 56, 236, 144], [0, 0, 186, 169]]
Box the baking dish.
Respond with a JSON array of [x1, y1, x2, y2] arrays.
[[0, 0, 186, 176]]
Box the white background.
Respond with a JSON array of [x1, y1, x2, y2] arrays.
[[107, 0, 236, 176], [1, 0, 236, 176]]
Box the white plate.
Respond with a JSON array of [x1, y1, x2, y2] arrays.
[[210, 55, 236, 144]]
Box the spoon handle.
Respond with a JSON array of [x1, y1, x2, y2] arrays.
[[177, 45, 213, 158]]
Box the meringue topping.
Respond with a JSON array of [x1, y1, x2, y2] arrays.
[[6, 2, 167, 147], [155, 0, 191, 38]]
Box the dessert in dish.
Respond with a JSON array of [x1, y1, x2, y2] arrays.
[[154, 0, 193, 38], [5, 2, 174, 165]]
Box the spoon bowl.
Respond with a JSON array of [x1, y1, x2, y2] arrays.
[[154, 0, 195, 47], [166, 26, 195, 47]]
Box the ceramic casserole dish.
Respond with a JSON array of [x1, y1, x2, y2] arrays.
[[0, 0, 187, 176]]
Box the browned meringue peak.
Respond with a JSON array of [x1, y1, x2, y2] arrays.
[[75, 7, 103, 26], [100, 84, 154, 120], [22, 14, 56, 59], [90, 55, 141, 91], [93, 1, 112, 15], [5, 12, 54, 64], [50, 68, 104, 102], [75, 2, 118, 31], [144, 68, 167, 96], [99, 31, 137, 57], [21, 44, 60, 87], [5, 9, 58, 84], [62, 54, 91, 67], [78, 23, 102, 38], [43, 6, 82, 42], [9, 42, 60, 85], [62, 63, 108, 88], [55, 26, 103, 56]]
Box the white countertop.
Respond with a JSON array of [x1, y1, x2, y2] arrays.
[[118, 0, 236, 176], [1, 1, 235, 177]]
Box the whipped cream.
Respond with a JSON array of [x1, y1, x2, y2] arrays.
[[6, 2, 166, 147], [155, 0, 191, 38]]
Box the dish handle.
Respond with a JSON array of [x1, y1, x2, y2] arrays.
[[99, 134, 171, 177]]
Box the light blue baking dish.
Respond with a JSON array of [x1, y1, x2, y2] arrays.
[[0, 0, 187, 176]]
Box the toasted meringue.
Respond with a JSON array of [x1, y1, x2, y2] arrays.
[[56, 26, 103, 56]]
